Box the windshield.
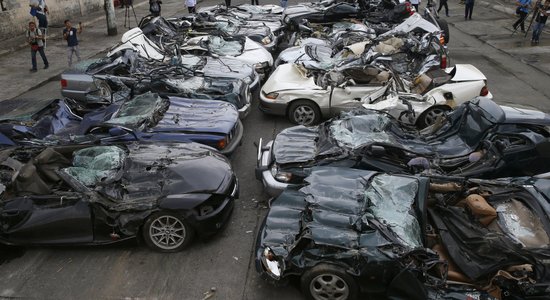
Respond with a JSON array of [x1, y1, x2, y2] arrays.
[[457, 105, 494, 147], [208, 36, 243, 56], [105, 92, 169, 129], [62, 146, 126, 187], [329, 114, 393, 149], [364, 174, 421, 248]]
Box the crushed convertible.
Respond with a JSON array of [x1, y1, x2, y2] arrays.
[[0, 142, 238, 252], [256, 98, 550, 196], [256, 167, 550, 299]]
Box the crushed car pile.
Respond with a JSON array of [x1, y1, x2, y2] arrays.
[[1, 1, 549, 299]]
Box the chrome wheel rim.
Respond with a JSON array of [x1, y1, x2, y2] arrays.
[[309, 274, 349, 300], [149, 215, 186, 250], [424, 108, 447, 126], [293, 105, 316, 125]]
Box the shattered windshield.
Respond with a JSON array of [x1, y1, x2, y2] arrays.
[[457, 106, 494, 147], [495, 199, 550, 248], [105, 92, 169, 128], [330, 114, 393, 149], [62, 146, 126, 187], [364, 174, 421, 248], [180, 55, 204, 69], [208, 36, 243, 56]]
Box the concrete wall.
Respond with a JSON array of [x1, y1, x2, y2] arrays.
[[0, 0, 104, 41]]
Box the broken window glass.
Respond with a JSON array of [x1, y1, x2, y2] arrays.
[[62, 146, 126, 187], [105, 92, 168, 128], [364, 174, 421, 248], [330, 114, 392, 149], [495, 199, 550, 248], [208, 36, 244, 56]]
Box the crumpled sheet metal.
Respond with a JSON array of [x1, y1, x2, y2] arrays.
[[273, 125, 321, 164], [329, 113, 394, 150], [495, 199, 550, 248], [208, 36, 244, 56], [62, 146, 126, 187], [364, 174, 421, 248], [105, 92, 168, 129]]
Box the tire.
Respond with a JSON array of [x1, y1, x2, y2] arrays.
[[417, 106, 451, 129], [301, 264, 359, 300], [142, 211, 194, 252], [96, 80, 112, 103], [288, 100, 321, 126], [437, 19, 450, 44]]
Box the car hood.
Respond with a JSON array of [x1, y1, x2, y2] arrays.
[[261, 64, 321, 93], [153, 97, 238, 135], [123, 143, 233, 196], [201, 56, 255, 81], [260, 167, 422, 259]]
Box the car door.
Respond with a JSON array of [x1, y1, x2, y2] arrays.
[[1, 194, 94, 245], [329, 84, 388, 116]]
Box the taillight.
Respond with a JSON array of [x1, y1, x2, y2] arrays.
[[439, 36, 445, 45], [217, 137, 228, 150], [440, 55, 447, 69], [61, 79, 67, 89], [480, 85, 489, 97], [405, 3, 414, 15]]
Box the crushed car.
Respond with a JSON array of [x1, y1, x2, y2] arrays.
[[0, 142, 238, 252], [0, 92, 243, 155], [255, 166, 550, 299], [256, 97, 550, 196]]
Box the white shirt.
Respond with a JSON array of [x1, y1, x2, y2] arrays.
[[410, 0, 420, 4], [185, 0, 196, 7]]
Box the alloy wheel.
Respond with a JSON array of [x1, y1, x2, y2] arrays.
[[148, 215, 186, 250], [309, 273, 350, 300]]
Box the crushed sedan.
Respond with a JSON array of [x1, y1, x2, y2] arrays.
[[255, 166, 550, 299], [0, 92, 243, 155], [256, 98, 550, 196], [0, 142, 238, 252]]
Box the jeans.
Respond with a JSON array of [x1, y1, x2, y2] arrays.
[[465, 3, 474, 19], [225, 0, 231, 7], [67, 45, 81, 66], [187, 6, 195, 13], [438, 0, 449, 16], [31, 46, 49, 70], [280, 0, 287, 8], [513, 11, 528, 31], [36, 13, 48, 29], [532, 22, 546, 41], [251, 0, 258, 4]]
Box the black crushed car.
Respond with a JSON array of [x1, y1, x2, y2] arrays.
[[0, 142, 238, 252], [256, 167, 550, 299], [256, 98, 550, 196]]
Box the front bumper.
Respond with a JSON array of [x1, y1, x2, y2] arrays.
[[238, 103, 252, 119], [220, 119, 244, 156], [255, 140, 289, 197], [259, 92, 288, 116], [193, 179, 238, 236]]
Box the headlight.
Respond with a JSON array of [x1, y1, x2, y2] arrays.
[[243, 76, 252, 84], [261, 36, 272, 45], [264, 92, 279, 100], [271, 164, 292, 182], [262, 247, 281, 278], [254, 62, 269, 71]]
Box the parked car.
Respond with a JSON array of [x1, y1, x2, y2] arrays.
[[256, 98, 550, 196], [0, 142, 238, 252], [61, 51, 259, 106], [0, 93, 243, 155], [256, 166, 550, 299]]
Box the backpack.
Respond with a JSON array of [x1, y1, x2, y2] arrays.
[[150, 2, 160, 13]]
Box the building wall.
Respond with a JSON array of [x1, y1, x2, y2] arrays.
[[0, 0, 104, 41]]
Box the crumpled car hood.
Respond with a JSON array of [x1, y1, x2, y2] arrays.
[[154, 97, 238, 134], [262, 64, 321, 93]]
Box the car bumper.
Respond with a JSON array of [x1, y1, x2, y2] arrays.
[[261, 37, 279, 53], [238, 103, 252, 119], [193, 179, 238, 236], [61, 89, 88, 102], [220, 119, 244, 156], [255, 140, 289, 197], [259, 92, 287, 116]]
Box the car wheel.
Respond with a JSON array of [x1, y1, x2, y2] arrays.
[[96, 81, 112, 102], [143, 211, 194, 252], [288, 100, 321, 126], [437, 19, 450, 44], [417, 106, 451, 129], [301, 264, 359, 300]]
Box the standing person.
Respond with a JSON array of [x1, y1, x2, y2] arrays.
[[438, 0, 449, 17], [251, 0, 259, 5], [29, 0, 48, 47], [27, 21, 49, 72], [63, 20, 83, 67], [465, 0, 474, 20], [185, 0, 196, 13], [410, 0, 421, 12], [225, 0, 231, 7], [513, 0, 532, 32], [532, 0, 550, 44], [280, 0, 288, 8], [149, 0, 162, 16]]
